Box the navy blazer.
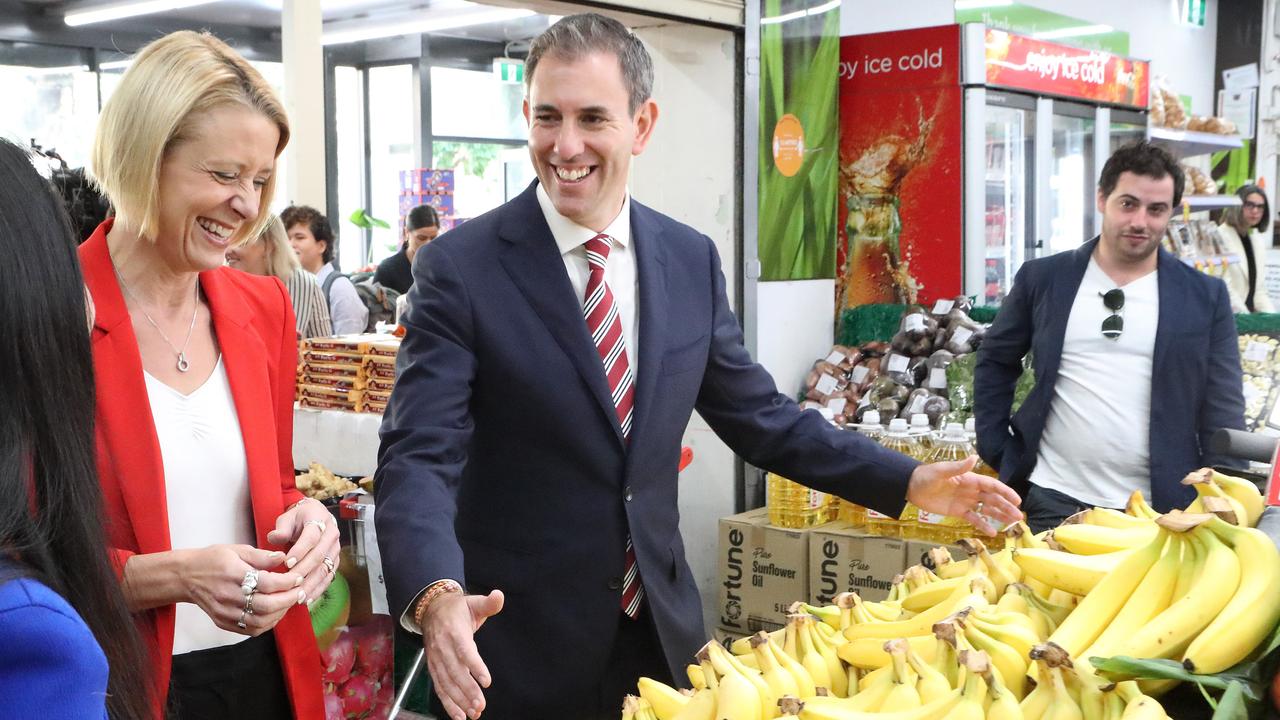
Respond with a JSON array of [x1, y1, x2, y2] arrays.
[[375, 182, 918, 714], [973, 238, 1245, 511]]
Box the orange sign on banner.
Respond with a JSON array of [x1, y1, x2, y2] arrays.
[[984, 29, 1149, 108], [772, 114, 805, 178]]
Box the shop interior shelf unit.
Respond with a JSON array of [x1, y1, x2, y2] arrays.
[[1148, 126, 1244, 158]]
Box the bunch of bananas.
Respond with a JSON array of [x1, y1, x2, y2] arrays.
[[620, 469, 1279, 720]]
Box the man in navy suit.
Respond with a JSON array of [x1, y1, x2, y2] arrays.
[[375, 13, 1021, 720], [974, 141, 1245, 533]]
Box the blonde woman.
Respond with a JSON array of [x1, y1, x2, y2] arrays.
[[227, 215, 332, 338], [81, 31, 333, 719], [1218, 184, 1276, 313]]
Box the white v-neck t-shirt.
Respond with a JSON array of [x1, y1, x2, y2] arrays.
[[1028, 258, 1159, 507], [144, 357, 255, 655]]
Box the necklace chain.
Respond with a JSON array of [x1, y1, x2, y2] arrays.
[[112, 263, 200, 373]]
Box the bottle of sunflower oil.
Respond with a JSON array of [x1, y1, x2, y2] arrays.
[[767, 472, 835, 529], [868, 418, 922, 538], [963, 417, 1000, 480], [909, 413, 936, 453], [838, 411, 883, 527]]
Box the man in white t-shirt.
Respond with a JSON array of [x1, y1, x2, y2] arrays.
[[974, 141, 1246, 531]]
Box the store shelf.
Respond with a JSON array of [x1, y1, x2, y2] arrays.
[[1181, 254, 1241, 268], [1149, 126, 1244, 157], [1182, 195, 1242, 210]]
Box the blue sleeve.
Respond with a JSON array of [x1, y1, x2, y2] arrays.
[[0, 581, 109, 718], [374, 240, 475, 621], [1200, 279, 1247, 467], [974, 262, 1036, 470], [691, 238, 918, 517]]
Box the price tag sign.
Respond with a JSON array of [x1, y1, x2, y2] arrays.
[[827, 397, 848, 414], [1245, 341, 1271, 363], [952, 326, 974, 346], [903, 314, 926, 333], [928, 368, 948, 389], [887, 354, 910, 373], [815, 373, 840, 395], [825, 350, 847, 365], [932, 299, 955, 314], [850, 365, 870, 384]]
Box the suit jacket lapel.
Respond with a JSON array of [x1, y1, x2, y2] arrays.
[[82, 225, 171, 554], [627, 201, 668, 455], [497, 184, 626, 447], [1151, 248, 1179, 394], [1040, 238, 1098, 383], [201, 270, 284, 541]]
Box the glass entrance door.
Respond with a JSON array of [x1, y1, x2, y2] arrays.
[[983, 101, 1034, 304]]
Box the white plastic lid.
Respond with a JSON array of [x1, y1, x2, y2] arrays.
[[888, 418, 909, 432], [863, 410, 882, 424], [944, 423, 967, 439], [910, 413, 929, 428], [964, 417, 976, 432]]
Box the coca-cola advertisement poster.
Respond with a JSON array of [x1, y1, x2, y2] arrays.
[[837, 25, 963, 315]]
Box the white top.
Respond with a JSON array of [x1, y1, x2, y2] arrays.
[[1216, 224, 1276, 313], [536, 184, 638, 373], [317, 262, 369, 335], [145, 358, 255, 655], [1029, 258, 1159, 508]]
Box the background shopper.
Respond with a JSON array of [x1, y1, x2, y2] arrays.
[[375, 203, 441, 295], [84, 30, 337, 719], [1217, 183, 1275, 313], [227, 215, 333, 338], [284, 204, 368, 335]]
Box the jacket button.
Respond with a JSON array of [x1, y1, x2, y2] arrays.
[[624, 486, 634, 502], [608, 577, 622, 590]]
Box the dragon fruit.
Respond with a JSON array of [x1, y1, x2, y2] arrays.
[[340, 674, 377, 718], [322, 630, 357, 685]]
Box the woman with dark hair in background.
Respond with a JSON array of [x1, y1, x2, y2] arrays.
[[373, 203, 440, 295], [0, 138, 151, 718], [1218, 183, 1276, 313]]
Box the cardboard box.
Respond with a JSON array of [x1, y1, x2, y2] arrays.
[[716, 509, 812, 635], [399, 192, 455, 217], [807, 523, 907, 604], [399, 168, 455, 194], [904, 539, 967, 571]]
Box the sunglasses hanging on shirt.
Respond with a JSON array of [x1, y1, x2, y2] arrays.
[[1100, 288, 1124, 340]]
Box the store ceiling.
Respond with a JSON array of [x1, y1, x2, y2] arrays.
[[0, 0, 554, 57]]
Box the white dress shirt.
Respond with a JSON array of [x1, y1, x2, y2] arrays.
[[1029, 258, 1159, 507], [316, 262, 369, 336], [145, 358, 255, 654], [535, 184, 639, 370]]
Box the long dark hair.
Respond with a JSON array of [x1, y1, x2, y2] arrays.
[[1223, 183, 1270, 236], [0, 139, 152, 719]]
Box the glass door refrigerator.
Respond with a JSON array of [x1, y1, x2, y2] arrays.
[[961, 24, 1150, 305]]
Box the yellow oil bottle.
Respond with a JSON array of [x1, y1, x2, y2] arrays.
[[869, 418, 925, 538], [839, 410, 883, 527], [767, 472, 837, 528]]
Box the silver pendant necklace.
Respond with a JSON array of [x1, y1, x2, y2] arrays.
[[113, 264, 200, 373]]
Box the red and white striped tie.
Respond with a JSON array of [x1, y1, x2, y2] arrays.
[[583, 233, 643, 619]]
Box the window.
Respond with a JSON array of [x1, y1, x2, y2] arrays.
[[430, 66, 526, 141], [0, 64, 98, 169], [366, 64, 415, 266], [334, 65, 367, 272], [432, 143, 533, 220]]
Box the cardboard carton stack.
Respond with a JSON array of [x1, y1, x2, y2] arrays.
[[399, 168, 459, 232], [296, 334, 401, 414]]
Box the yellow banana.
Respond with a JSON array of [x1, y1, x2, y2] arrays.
[[734, 628, 785, 656], [807, 618, 849, 697], [1078, 534, 1182, 669], [622, 695, 659, 720], [902, 575, 972, 614], [1203, 469, 1264, 528], [959, 539, 1020, 594], [797, 616, 835, 694], [752, 634, 801, 704], [1115, 523, 1240, 661], [970, 611, 1040, 661], [1183, 471, 1249, 527], [1125, 492, 1159, 520], [799, 603, 844, 631], [848, 662, 897, 710], [716, 667, 765, 720], [1051, 524, 1158, 555], [1101, 687, 1126, 720], [1018, 665, 1053, 720], [769, 638, 817, 699], [796, 688, 963, 720], [844, 578, 990, 642], [1114, 682, 1165, 720], [670, 687, 716, 720], [777, 696, 805, 719], [903, 641, 952, 703], [996, 587, 1031, 616], [839, 634, 937, 670], [879, 640, 922, 712], [686, 664, 706, 691], [1070, 507, 1153, 530], [951, 651, 989, 720], [1182, 516, 1280, 673], [638, 677, 692, 720], [1046, 531, 1165, 657], [1044, 664, 1084, 720], [704, 642, 772, 717], [962, 620, 1027, 699], [983, 661, 1023, 720], [1013, 546, 1131, 597]]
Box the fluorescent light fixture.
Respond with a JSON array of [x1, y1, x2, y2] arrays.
[[1033, 24, 1115, 40], [65, 0, 219, 27], [760, 0, 840, 25], [322, 5, 535, 46], [954, 0, 1014, 10], [99, 59, 133, 71]]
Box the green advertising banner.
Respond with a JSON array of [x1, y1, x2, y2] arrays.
[[758, 0, 840, 281], [955, 2, 1130, 55]]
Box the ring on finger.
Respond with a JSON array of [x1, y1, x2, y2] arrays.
[[975, 500, 985, 516], [241, 569, 259, 596], [304, 518, 327, 533], [244, 592, 256, 615], [237, 609, 248, 629], [322, 556, 336, 575]]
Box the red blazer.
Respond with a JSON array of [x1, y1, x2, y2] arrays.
[[80, 220, 323, 718]]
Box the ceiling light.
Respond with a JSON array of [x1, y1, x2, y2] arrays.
[[1033, 24, 1115, 40], [99, 59, 133, 71], [954, 0, 1014, 9], [760, 0, 840, 25], [321, 5, 535, 46], [64, 0, 219, 27]]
